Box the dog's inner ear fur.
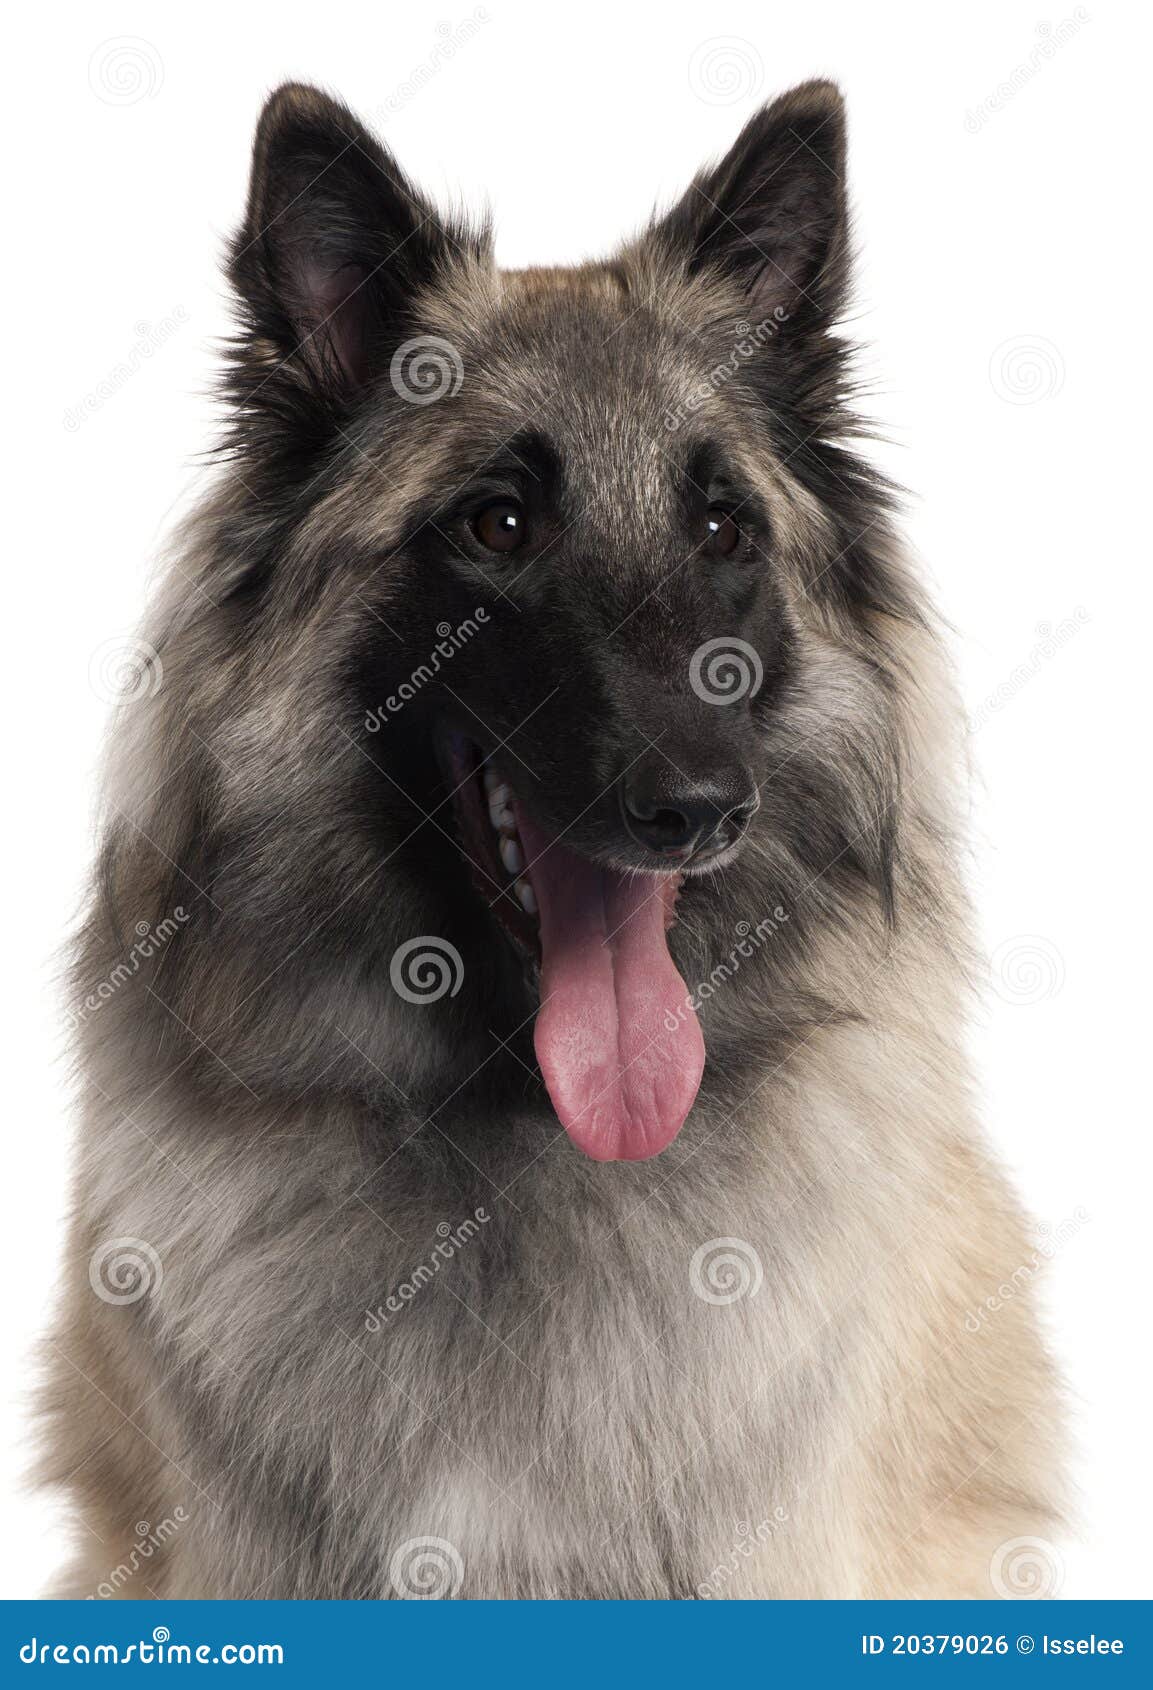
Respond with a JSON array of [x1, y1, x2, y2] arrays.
[[657, 80, 848, 327], [229, 83, 457, 395]]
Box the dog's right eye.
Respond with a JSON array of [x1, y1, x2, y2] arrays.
[[472, 500, 528, 554]]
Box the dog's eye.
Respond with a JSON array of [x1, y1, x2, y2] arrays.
[[705, 507, 741, 558], [472, 500, 527, 554]]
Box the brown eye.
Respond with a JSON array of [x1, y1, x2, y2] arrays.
[[472, 500, 527, 554], [705, 507, 741, 558]]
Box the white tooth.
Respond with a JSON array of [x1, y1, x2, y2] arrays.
[[515, 878, 538, 916], [500, 836, 524, 877], [482, 763, 498, 796], [489, 782, 511, 809]]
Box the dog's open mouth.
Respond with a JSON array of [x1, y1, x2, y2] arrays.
[[442, 732, 706, 1162]]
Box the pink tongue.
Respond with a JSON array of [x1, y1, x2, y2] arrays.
[[515, 808, 706, 1162]]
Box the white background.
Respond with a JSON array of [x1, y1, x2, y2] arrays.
[[4, 0, 1149, 1600]]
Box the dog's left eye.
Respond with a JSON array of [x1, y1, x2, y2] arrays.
[[472, 500, 528, 554], [704, 507, 741, 558]]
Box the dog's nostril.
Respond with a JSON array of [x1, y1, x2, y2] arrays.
[[620, 769, 759, 861], [623, 794, 699, 854]]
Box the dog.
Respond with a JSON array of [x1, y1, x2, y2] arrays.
[[41, 79, 1062, 1599]]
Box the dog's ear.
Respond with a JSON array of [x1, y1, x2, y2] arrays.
[[228, 83, 466, 407], [654, 80, 847, 330]]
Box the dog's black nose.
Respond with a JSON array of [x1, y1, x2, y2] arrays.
[[619, 760, 759, 864]]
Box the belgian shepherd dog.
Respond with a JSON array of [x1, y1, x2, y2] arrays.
[[41, 80, 1062, 1599]]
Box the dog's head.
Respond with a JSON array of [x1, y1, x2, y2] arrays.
[[113, 82, 919, 1163]]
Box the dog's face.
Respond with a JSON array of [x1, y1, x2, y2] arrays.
[[150, 82, 909, 1161]]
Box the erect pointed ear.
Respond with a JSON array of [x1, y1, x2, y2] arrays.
[[228, 83, 472, 403], [655, 80, 847, 329]]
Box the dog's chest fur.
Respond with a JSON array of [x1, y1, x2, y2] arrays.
[[97, 1086, 870, 1600]]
